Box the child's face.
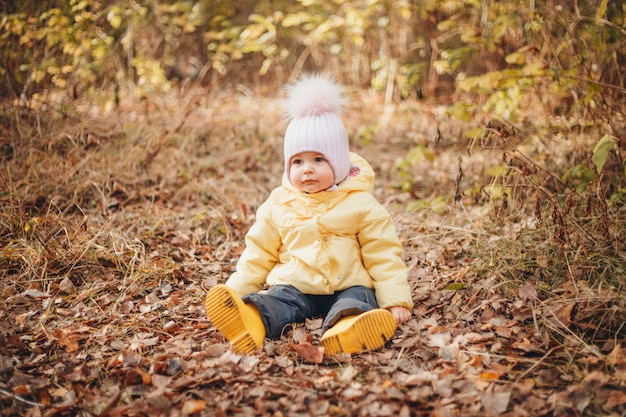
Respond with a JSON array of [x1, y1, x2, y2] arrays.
[[289, 152, 335, 193]]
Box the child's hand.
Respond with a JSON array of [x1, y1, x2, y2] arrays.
[[387, 306, 412, 324]]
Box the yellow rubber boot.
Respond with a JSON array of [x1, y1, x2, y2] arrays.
[[205, 285, 266, 354], [319, 309, 397, 356]]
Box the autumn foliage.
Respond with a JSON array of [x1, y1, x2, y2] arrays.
[[1, 0, 626, 416]]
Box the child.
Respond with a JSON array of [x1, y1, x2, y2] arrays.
[[205, 74, 413, 356]]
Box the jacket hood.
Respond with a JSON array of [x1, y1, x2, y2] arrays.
[[281, 152, 375, 196]]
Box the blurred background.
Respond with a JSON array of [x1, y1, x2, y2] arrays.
[[2, 0, 624, 120]]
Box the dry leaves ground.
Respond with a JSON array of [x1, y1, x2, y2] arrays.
[[1, 86, 625, 417]]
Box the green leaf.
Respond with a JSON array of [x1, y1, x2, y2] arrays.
[[437, 19, 457, 32], [478, 71, 502, 90], [282, 12, 308, 27], [405, 145, 434, 165], [458, 72, 502, 93], [521, 60, 545, 76], [493, 14, 518, 41], [444, 282, 466, 291], [486, 185, 510, 200], [457, 76, 478, 92], [447, 102, 472, 122], [505, 51, 525, 65], [592, 134, 614, 174]]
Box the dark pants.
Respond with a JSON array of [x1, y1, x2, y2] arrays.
[[242, 285, 378, 339]]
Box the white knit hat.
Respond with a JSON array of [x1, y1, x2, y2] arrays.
[[283, 74, 350, 185]]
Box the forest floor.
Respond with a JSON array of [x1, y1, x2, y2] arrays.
[[1, 86, 625, 417]]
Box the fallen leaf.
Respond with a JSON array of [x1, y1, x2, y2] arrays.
[[444, 282, 466, 291], [339, 365, 358, 382], [518, 285, 537, 302], [396, 371, 439, 386], [49, 387, 69, 398], [510, 338, 544, 353], [110, 350, 143, 367], [427, 332, 451, 348], [480, 371, 500, 380], [495, 326, 514, 339], [606, 390, 626, 409], [53, 328, 79, 353], [481, 390, 511, 415], [554, 303, 574, 326], [59, 277, 76, 294], [182, 399, 207, 415], [110, 339, 126, 350], [314, 375, 334, 387], [152, 374, 172, 389], [15, 311, 37, 326], [583, 370, 609, 385], [292, 342, 324, 363], [434, 374, 455, 396], [291, 327, 310, 343], [342, 385, 364, 400], [21, 289, 50, 299], [607, 343, 625, 366], [416, 316, 439, 331], [462, 332, 493, 344], [12, 385, 29, 396], [567, 385, 591, 412]]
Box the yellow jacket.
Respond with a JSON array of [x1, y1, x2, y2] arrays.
[[226, 153, 414, 310]]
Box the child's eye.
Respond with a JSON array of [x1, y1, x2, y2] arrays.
[[291, 159, 302, 165], [315, 157, 326, 162]]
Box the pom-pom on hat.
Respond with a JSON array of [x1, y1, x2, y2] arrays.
[[283, 74, 350, 185]]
